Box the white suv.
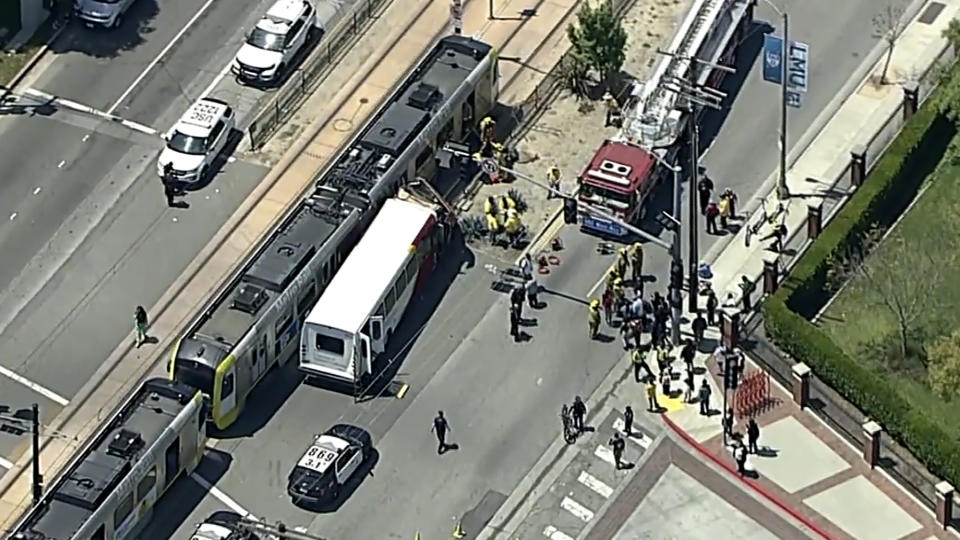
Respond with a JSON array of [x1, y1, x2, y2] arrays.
[[157, 98, 235, 185], [232, 0, 320, 84]]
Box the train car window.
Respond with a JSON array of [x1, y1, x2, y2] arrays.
[[275, 313, 295, 355], [91, 524, 106, 540], [113, 492, 134, 529], [164, 437, 180, 487], [137, 467, 157, 500], [223, 372, 235, 398]]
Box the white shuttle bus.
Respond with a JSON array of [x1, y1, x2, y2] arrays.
[[299, 193, 447, 388]]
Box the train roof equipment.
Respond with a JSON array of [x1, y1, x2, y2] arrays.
[[10, 378, 204, 540], [181, 35, 493, 366]]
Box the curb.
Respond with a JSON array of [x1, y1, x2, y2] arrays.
[[1, 22, 64, 100], [661, 414, 835, 540]]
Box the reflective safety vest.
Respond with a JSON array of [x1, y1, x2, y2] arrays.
[[504, 210, 522, 234], [486, 213, 501, 232]]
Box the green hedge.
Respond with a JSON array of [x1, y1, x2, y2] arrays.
[[763, 88, 960, 492]]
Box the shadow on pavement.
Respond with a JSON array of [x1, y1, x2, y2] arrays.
[[52, 0, 160, 59], [213, 360, 305, 439], [141, 448, 233, 540]]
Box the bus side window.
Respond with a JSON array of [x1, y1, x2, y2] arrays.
[[404, 258, 417, 285], [384, 287, 397, 314]]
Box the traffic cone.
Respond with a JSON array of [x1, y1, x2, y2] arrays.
[[452, 519, 466, 538]]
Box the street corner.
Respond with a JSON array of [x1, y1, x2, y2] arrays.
[[654, 389, 686, 413]]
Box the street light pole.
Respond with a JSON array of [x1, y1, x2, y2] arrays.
[[670, 165, 683, 344], [31, 404, 42, 505], [777, 10, 790, 199]]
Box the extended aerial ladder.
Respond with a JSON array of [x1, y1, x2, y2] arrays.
[[619, 0, 754, 150]]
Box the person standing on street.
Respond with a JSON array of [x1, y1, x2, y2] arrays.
[[646, 377, 659, 412], [623, 406, 634, 437], [609, 432, 626, 469], [616, 247, 629, 279], [602, 288, 614, 325], [632, 349, 651, 383], [697, 173, 714, 215], [705, 202, 720, 235], [739, 276, 756, 313], [525, 275, 539, 308], [692, 311, 707, 344], [510, 284, 525, 320], [734, 439, 748, 475], [509, 304, 520, 341], [432, 411, 451, 454], [706, 290, 719, 326], [723, 408, 735, 438], [747, 417, 760, 454], [630, 242, 644, 286], [134, 306, 149, 347], [698, 379, 712, 416], [519, 253, 533, 279], [546, 165, 562, 198], [572, 396, 587, 433], [684, 367, 695, 403], [681, 339, 695, 374]]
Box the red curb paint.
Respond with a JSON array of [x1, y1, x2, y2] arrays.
[[661, 414, 836, 540]]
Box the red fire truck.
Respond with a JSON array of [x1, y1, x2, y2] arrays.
[[577, 140, 659, 237]]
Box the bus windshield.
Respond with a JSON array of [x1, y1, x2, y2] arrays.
[[174, 360, 215, 396]]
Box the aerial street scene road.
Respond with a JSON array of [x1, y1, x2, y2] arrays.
[[3, 0, 960, 538]]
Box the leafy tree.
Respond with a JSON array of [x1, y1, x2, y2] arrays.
[[927, 329, 960, 401], [872, 4, 905, 84], [827, 225, 948, 359], [557, 54, 590, 99], [933, 19, 960, 124], [566, 2, 627, 85]]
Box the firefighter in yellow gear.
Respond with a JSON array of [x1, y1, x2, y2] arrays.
[[486, 212, 502, 244], [484, 196, 499, 217], [547, 166, 562, 198], [504, 208, 523, 236], [480, 115, 496, 143], [499, 193, 517, 213], [606, 266, 621, 290], [616, 247, 629, 278], [612, 277, 625, 306], [603, 91, 621, 127], [630, 242, 644, 283], [588, 299, 602, 338]]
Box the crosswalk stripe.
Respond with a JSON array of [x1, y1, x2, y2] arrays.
[[577, 471, 613, 498], [560, 496, 595, 522], [612, 418, 652, 448], [542, 525, 575, 540], [594, 445, 616, 466]]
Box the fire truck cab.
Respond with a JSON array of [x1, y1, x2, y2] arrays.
[[577, 140, 658, 237]]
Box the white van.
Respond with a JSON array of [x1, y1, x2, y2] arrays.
[[232, 0, 320, 84]]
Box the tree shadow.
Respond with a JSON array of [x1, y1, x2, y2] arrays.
[[50, 0, 160, 59]]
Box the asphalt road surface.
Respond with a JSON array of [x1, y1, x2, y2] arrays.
[[0, 0, 359, 468], [144, 1, 912, 536]]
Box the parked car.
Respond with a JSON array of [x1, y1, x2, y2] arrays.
[[232, 0, 320, 85], [74, 0, 138, 28]]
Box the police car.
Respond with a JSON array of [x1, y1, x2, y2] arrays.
[[157, 98, 235, 184], [287, 424, 372, 505], [232, 0, 321, 84], [190, 511, 260, 540]]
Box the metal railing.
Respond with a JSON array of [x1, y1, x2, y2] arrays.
[[246, 0, 388, 150]]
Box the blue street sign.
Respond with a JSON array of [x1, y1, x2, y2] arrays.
[[762, 34, 783, 85]]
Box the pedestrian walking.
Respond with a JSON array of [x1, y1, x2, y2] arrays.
[[630, 242, 644, 286], [509, 304, 520, 341], [692, 311, 707, 344], [572, 396, 587, 433], [698, 379, 712, 416], [706, 291, 719, 326], [525, 276, 539, 308], [734, 440, 748, 475], [747, 417, 760, 454], [432, 411, 451, 454], [510, 284, 525, 320], [609, 432, 626, 469], [623, 406, 634, 437], [697, 174, 714, 215], [739, 276, 755, 313], [632, 349, 651, 383], [646, 377, 660, 412], [680, 339, 695, 374], [684, 367, 695, 403], [134, 306, 149, 347], [760, 223, 788, 253], [705, 202, 720, 234], [723, 408, 735, 438]]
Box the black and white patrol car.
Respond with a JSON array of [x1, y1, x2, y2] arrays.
[[287, 424, 373, 505], [190, 511, 260, 540]]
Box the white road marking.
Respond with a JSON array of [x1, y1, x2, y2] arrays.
[[0, 364, 69, 406], [57, 160, 65, 168], [25, 89, 159, 136], [586, 273, 606, 297], [32, 187, 41, 195], [81, 134, 90, 142], [612, 418, 652, 449], [9, 212, 16, 221], [0, 455, 14, 469], [577, 471, 613, 498], [560, 496, 595, 523], [594, 445, 616, 467], [190, 472, 252, 517], [198, 56, 235, 101], [542, 525, 575, 540], [106, 0, 221, 115]]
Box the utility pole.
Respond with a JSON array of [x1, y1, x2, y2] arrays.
[[32, 404, 42, 506], [777, 11, 790, 199], [657, 50, 733, 314]]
